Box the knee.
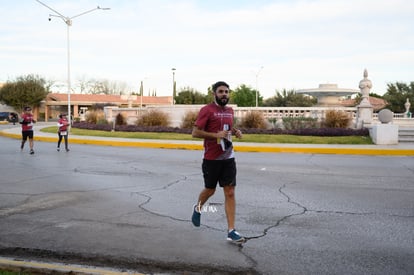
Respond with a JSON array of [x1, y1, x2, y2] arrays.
[[224, 186, 235, 198]]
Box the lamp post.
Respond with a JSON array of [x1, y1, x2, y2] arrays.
[[172, 68, 176, 105], [139, 80, 144, 108], [35, 0, 110, 125], [255, 66, 264, 107], [139, 77, 147, 109]]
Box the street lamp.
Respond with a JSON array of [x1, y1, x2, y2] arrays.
[[36, 0, 110, 124], [139, 77, 148, 108], [172, 68, 176, 105], [255, 66, 264, 107], [139, 80, 144, 108]]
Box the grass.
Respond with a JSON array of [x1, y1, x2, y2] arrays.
[[0, 271, 30, 275], [41, 126, 373, 144]]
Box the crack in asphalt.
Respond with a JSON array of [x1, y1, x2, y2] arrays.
[[0, 173, 260, 274], [126, 173, 261, 273], [245, 180, 414, 243], [245, 182, 307, 241], [131, 173, 201, 224], [0, 183, 150, 218], [7, 164, 410, 274]]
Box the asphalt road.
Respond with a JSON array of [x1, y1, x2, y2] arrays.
[[0, 134, 413, 274]]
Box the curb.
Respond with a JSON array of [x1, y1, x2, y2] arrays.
[[0, 257, 145, 275], [1, 129, 414, 156]]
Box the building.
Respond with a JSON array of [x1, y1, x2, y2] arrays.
[[43, 93, 173, 121]]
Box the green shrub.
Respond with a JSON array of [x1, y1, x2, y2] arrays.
[[268, 118, 277, 126], [282, 117, 319, 130], [181, 110, 199, 129], [323, 110, 352, 128], [115, 112, 127, 125], [136, 109, 170, 127], [239, 111, 267, 129]]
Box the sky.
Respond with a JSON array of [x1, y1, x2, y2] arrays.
[[1, 0, 413, 99]]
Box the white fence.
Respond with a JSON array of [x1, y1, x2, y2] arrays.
[[104, 105, 414, 128], [234, 107, 358, 120]]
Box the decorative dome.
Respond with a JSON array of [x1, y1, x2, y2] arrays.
[[297, 83, 359, 106]]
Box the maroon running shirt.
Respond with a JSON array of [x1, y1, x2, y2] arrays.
[[20, 113, 35, 131], [195, 103, 234, 160]]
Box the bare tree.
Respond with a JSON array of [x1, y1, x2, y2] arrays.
[[78, 77, 131, 95], [76, 75, 92, 94]]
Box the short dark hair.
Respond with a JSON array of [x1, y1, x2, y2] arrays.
[[24, 106, 31, 111], [212, 81, 229, 92]]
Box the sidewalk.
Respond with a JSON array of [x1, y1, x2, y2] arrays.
[[1, 122, 414, 155]]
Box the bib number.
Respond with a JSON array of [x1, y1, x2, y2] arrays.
[[60, 131, 67, 136]]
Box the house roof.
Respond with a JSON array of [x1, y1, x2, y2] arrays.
[[340, 97, 388, 111], [46, 93, 173, 106]]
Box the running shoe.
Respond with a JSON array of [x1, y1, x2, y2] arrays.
[[30, 149, 34, 155], [227, 229, 245, 243], [191, 205, 201, 227]]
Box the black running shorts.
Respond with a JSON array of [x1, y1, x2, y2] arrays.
[[202, 158, 237, 189], [22, 130, 34, 140]]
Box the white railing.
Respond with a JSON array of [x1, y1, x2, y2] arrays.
[[104, 105, 414, 128], [372, 112, 406, 119], [234, 107, 358, 121]]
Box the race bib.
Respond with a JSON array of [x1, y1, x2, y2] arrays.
[[60, 131, 67, 136]]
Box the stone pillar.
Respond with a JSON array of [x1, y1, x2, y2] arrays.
[[73, 105, 79, 118], [370, 109, 398, 145], [356, 69, 374, 128], [44, 104, 49, 122], [104, 106, 114, 122], [127, 95, 133, 108]]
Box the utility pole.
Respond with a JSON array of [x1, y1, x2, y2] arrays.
[[36, 0, 110, 124]]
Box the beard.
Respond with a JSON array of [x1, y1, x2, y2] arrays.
[[215, 95, 229, 106]]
